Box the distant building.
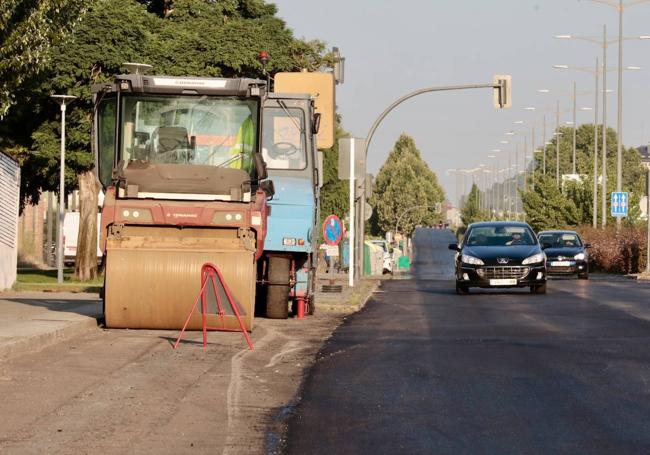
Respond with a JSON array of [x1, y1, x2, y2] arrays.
[[0, 151, 20, 291], [443, 205, 462, 229]]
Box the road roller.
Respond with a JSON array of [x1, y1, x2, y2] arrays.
[[92, 65, 273, 330]]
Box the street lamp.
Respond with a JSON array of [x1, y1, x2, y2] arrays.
[[487, 154, 498, 216], [553, 63, 638, 226], [50, 94, 77, 284], [546, 75, 609, 175], [557, 11, 650, 229], [525, 89, 578, 178]]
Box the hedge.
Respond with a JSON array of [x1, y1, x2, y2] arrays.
[[575, 225, 648, 274]]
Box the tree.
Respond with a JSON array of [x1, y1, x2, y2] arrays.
[[369, 134, 445, 236], [75, 170, 100, 280], [460, 183, 483, 226], [521, 173, 580, 231], [2, 0, 334, 279], [525, 124, 647, 228], [0, 0, 87, 118]]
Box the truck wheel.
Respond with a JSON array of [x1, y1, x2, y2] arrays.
[[308, 263, 316, 315], [267, 256, 290, 319]]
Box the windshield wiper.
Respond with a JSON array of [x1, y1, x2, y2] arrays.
[[278, 100, 304, 134], [215, 153, 244, 168]]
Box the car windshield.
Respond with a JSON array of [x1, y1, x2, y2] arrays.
[[538, 232, 582, 248], [465, 225, 536, 246], [111, 95, 258, 171]]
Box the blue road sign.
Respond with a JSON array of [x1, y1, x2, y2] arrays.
[[323, 215, 343, 246], [611, 191, 629, 217]]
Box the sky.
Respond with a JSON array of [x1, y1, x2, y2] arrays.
[[271, 0, 650, 206]]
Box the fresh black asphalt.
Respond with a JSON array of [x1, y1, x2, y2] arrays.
[[283, 228, 650, 455]]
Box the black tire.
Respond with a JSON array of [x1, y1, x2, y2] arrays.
[[266, 256, 290, 319], [578, 273, 589, 280], [455, 282, 469, 295], [531, 283, 547, 294], [307, 260, 316, 315]]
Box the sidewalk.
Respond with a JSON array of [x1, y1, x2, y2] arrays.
[[0, 292, 101, 361]]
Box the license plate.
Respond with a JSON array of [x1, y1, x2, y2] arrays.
[[550, 261, 571, 266], [489, 279, 517, 286]]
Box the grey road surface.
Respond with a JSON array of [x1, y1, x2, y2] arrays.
[[284, 228, 650, 455]]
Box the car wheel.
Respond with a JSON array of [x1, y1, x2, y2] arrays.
[[578, 273, 589, 280], [455, 282, 469, 295], [530, 283, 547, 294]]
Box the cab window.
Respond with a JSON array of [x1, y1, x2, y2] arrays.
[[262, 107, 307, 170]]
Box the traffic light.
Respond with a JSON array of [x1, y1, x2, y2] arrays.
[[493, 74, 512, 109]]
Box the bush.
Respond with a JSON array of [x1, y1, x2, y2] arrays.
[[575, 225, 648, 274]]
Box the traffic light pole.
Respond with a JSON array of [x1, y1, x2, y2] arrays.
[[646, 166, 650, 274], [357, 81, 509, 278]]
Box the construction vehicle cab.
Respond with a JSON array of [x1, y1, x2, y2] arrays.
[[93, 69, 269, 330], [260, 93, 322, 318], [260, 72, 334, 319]]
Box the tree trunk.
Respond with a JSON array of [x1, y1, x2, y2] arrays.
[[74, 170, 100, 281]]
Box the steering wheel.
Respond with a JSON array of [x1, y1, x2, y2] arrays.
[[268, 141, 300, 159]]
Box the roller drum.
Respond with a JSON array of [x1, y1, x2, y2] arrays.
[[104, 227, 255, 330]]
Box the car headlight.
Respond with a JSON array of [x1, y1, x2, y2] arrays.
[[461, 254, 484, 265], [574, 252, 586, 260], [522, 253, 545, 265]]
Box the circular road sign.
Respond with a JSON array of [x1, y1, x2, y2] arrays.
[[323, 215, 343, 246]]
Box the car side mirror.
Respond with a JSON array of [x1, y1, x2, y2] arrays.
[[541, 242, 552, 250], [585, 243, 592, 249], [448, 243, 459, 251], [254, 153, 268, 180], [312, 113, 321, 134], [259, 180, 275, 199]]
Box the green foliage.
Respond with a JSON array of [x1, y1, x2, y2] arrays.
[[0, 0, 87, 118], [523, 124, 647, 229], [460, 183, 484, 226], [319, 117, 349, 229], [521, 174, 580, 231], [1, 0, 332, 207], [369, 134, 445, 236]]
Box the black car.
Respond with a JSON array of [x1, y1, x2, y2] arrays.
[[449, 221, 547, 294], [537, 230, 590, 279]]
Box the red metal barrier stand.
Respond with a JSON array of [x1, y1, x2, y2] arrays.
[[173, 263, 253, 351]]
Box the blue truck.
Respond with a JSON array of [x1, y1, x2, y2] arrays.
[[259, 93, 322, 318], [259, 72, 335, 319]]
